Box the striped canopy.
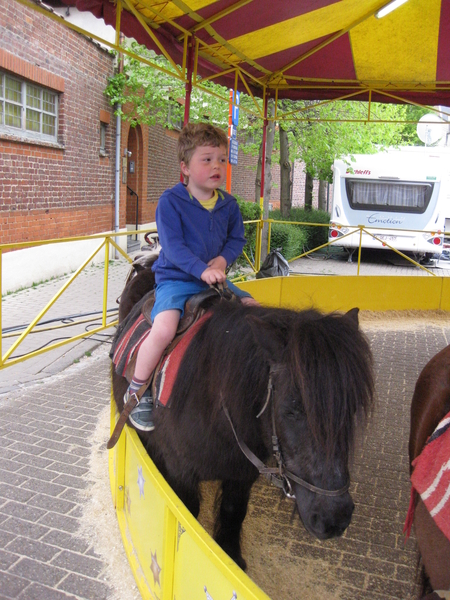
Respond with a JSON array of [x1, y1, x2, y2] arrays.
[[64, 0, 450, 106]]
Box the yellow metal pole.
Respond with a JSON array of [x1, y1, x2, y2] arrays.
[[267, 220, 272, 255], [103, 238, 110, 328], [1, 323, 118, 369], [109, 236, 134, 262], [115, 0, 122, 47], [255, 220, 262, 272], [357, 226, 363, 276], [240, 250, 257, 272]]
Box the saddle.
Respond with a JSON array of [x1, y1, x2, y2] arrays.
[[124, 283, 234, 382], [107, 282, 238, 449]]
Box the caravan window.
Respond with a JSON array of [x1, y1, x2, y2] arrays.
[[345, 179, 434, 214]]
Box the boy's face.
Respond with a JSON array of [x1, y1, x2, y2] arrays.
[[180, 144, 227, 200]]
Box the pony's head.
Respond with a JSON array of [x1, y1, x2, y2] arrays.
[[248, 307, 374, 540]]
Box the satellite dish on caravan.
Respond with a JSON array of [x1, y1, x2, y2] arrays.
[[416, 113, 447, 146]]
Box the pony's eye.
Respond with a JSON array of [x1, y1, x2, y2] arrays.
[[284, 402, 304, 419]]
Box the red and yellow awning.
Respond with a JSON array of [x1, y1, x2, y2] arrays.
[[60, 0, 450, 106]]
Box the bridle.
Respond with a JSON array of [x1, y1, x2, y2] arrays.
[[222, 364, 350, 499]]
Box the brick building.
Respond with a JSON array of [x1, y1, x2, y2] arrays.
[[0, 0, 118, 242]]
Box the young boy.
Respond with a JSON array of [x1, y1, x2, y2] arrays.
[[125, 122, 255, 431]]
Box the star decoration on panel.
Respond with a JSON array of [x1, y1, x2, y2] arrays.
[[137, 465, 145, 498], [177, 522, 186, 551], [150, 550, 161, 587], [204, 587, 237, 600]]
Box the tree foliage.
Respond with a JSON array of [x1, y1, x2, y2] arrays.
[[274, 99, 425, 183], [104, 41, 261, 138]]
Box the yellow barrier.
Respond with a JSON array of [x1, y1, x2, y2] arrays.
[[245, 218, 441, 277], [107, 271, 450, 600], [1, 219, 443, 369], [0, 230, 153, 369], [237, 275, 449, 313], [109, 401, 270, 600]]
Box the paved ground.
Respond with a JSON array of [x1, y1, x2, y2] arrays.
[[288, 247, 450, 277], [0, 248, 449, 599]]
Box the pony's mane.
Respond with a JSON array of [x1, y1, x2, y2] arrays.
[[172, 302, 374, 461], [284, 309, 374, 460]]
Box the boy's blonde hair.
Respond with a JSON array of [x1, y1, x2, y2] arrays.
[[177, 123, 228, 165]]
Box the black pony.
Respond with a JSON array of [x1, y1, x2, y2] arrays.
[[112, 264, 374, 570]]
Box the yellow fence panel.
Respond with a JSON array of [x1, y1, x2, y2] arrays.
[[238, 275, 448, 313], [109, 401, 270, 600]]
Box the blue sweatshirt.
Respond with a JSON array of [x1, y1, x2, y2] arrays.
[[152, 182, 246, 284]]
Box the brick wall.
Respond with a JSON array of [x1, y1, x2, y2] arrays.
[[0, 0, 116, 245]]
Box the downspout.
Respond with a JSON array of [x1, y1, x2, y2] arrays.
[[114, 21, 124, 259], [114, 107, 121, 259]]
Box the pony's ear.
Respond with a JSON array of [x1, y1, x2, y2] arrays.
[[246, 314, 286, 358], [344, 307, 360, 327]]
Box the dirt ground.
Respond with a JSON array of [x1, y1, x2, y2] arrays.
[[84, 313, 450, 600]]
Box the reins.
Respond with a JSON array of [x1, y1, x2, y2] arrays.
[[222, 364, 350, 499]]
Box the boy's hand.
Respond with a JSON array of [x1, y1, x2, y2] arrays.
[[201, 266, 226, 285], [207, 256, 227, 271]]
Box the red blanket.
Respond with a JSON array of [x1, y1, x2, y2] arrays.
[[404, 411, 450, 541], [154, 313, 211, 407]]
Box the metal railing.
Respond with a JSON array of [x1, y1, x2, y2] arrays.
[[0, 229, 156, 370], [0, 219, 443, 369], [238, 218, 441, 277]]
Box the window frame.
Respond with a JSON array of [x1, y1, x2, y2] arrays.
[[0, 71, 59, 143]]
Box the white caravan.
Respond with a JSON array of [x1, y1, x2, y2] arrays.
[[329, 147, 450, 260]]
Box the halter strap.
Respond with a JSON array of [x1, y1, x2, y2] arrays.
[[222, 364, 350, 499]]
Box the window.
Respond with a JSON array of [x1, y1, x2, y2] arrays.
[[100, 122, 107, 156], [345, 179, 434, 214], [0, 71, 58, 142]]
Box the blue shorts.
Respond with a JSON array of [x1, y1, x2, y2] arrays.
[[151, 279, 252, 322]]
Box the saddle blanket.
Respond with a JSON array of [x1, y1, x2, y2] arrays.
[[154, 313, 210, 407], [111, 312, 151, 378], [404, 410, 450, 541]]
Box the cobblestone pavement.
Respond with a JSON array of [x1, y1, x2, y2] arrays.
[[0, 349, 116, 600], [196, 318, 450, 600], [1, 252, 450, 599]]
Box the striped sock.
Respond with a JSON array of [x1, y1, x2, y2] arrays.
[[129, 375, 148, 396]]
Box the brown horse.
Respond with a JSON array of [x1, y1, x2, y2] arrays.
[[409, 344, 450, 596]]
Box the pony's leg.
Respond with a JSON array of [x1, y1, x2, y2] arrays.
[[167, 476, 201, 519], [214, 479, 253, 571]]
